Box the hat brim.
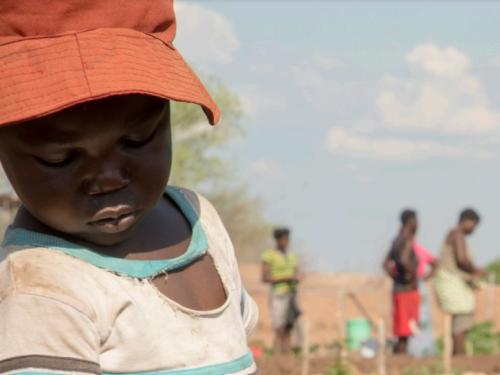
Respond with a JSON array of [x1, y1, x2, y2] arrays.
[[0, 28, 220, 127]]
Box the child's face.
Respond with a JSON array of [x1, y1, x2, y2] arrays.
[[276, 235, 289, 250], [0, 95, 171, 246]]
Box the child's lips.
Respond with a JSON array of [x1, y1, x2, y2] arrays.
[[88, 207, 140, 234]]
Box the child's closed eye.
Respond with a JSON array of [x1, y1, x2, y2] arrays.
[[34, 150, 79, 168], [121, 124, 161, 149]]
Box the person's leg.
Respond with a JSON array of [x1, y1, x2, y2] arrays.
[[274, 328, 293, 374], [393, 291, 413, 354], [273, 329, 282, 353], [395, 337, 408, 354], [452, 332, 466, 356], [282, 327, 293, 354], [271, 293, 288, 354], [451, 313, 474, 356]]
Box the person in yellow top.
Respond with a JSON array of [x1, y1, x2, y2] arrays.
[[261, 227, 302, 355]]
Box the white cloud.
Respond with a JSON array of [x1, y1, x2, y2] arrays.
[[174, 2, 239, 64], [325, 127, 496, 161], [407, 44, 470, 77], [377, 44, 500, 134]]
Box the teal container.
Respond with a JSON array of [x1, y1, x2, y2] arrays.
[[346, 318, 372, 350]]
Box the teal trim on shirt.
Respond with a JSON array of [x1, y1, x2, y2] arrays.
[[103, 352, 254, 375], [9, 352, 254, 375], [2, 186, 208, 278], [242, 288, 247, 306]]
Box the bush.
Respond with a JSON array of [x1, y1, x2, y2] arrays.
[[435, 321, 500, 356], [487, 259, 500, 284], [465, 321, 500, 355]]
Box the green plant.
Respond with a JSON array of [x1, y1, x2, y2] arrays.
[[291, 346, 302, 357], [309, 343, 320, 353], [327, 358, 351, 375], [436, 321, 500, 356], [402, 362, 461, 375], [486, 259, 500, 284], [263, 346, 274, 358], [465, 321, 500, 355], [435, 337, 443, 355]]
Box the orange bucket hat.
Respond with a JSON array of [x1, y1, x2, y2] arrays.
[[0, 0, 220, 127]]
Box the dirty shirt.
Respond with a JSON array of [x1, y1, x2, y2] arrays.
[[0, 187, 258, 375]]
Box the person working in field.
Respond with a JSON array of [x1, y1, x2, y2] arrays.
[[261, 228, 302, 355], [434, 208, 486, 356], [383, 209, 419, 354], [0, 1, 258, 374]]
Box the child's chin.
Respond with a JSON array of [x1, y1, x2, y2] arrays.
[[78, 225, 137, 247]]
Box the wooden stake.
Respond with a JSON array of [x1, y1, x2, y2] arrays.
[[336, 290, 345, 342], [376, 318, 386, 375], [301, 319, 310, 375], [336, 291, 347, 358], [442, 314, 452, 374], [487, 273, 496, 323]]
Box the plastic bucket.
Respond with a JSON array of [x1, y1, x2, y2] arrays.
[[346, 318, 372, 350]]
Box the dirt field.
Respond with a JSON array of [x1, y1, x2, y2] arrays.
[[240, 264, 500, 346], [256, 354, 500, 375]]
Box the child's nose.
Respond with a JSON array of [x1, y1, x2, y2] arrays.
[[82, 161, 130, 196]]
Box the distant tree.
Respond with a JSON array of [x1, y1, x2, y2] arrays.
[[209, 185, 273, 262], [171, 76, 274, 262], [170, 76, 243, 190]]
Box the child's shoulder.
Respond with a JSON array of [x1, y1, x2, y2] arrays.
[[168, 186, 227, 235], [169, 186, 216, 215], [261, 248, 280, 262], [0, 247, 112, 318]]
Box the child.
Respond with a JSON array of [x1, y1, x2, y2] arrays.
[[261, 228, 301, 355], [383, 209, 419, 354], [0, 1, 258, 374], [434, 208, 486, 356]]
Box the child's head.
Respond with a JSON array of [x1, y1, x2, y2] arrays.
[[458, 208, 480, 235], [273, 227, 290, 251], [400, 208, 418, 236], [0, 95, 170, 246], [0, 0, 219, 245]]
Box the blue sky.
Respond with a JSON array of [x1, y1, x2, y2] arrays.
[[175, 1, 500, 273]]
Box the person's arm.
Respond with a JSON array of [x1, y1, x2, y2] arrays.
[[424, 258, 439, 281], [399, 237, 417, 282], [452, 232, 482, 275], [261, 261, 300, 284], [261, 261, 272, 284]]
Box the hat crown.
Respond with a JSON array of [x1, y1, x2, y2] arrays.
[[0, 0, 176, 41]]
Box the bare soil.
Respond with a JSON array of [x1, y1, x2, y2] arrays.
[[256, 355, 500, 375]]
